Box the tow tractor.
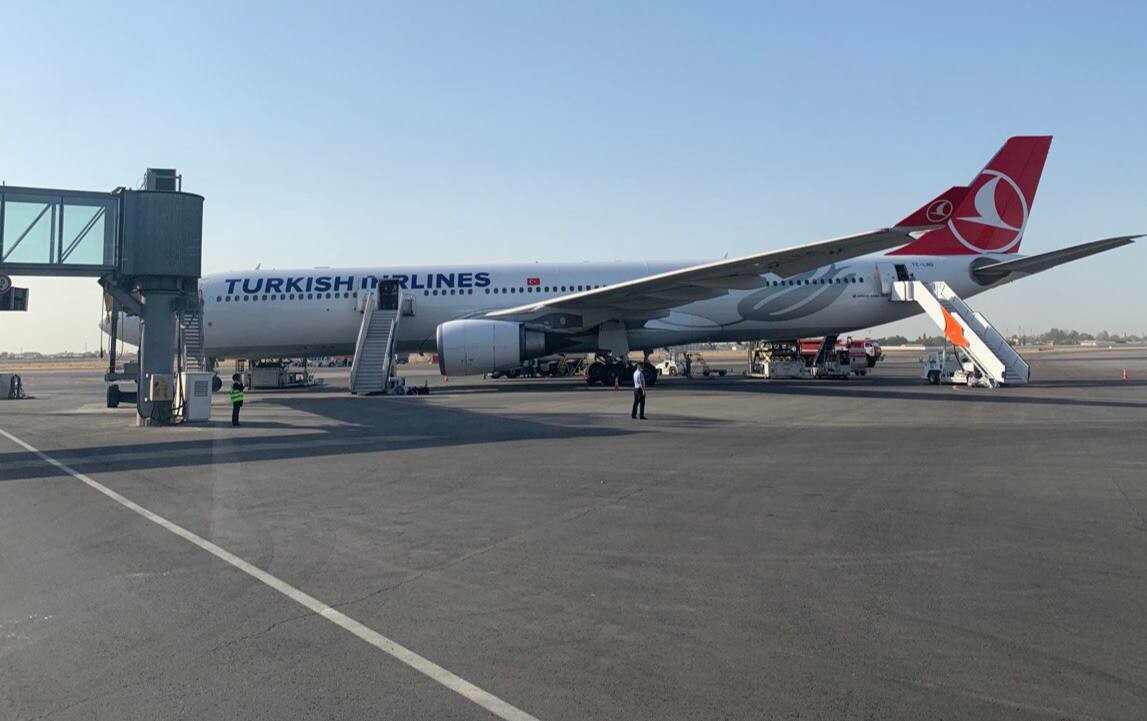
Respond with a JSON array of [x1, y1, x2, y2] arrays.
[[921, 347, 990, 387]]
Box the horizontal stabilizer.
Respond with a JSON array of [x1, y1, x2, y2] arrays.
[[972, 235, 1139, 283]]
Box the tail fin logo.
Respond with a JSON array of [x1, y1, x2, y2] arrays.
[[949, 170, 1028, 253], [925, 198, 954, 223]]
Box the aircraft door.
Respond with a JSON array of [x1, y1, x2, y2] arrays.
[[378, 279, 400, 311], [876, 263, 898, 295]]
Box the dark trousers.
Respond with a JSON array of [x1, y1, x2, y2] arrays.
[[631, 389, 646, 418], [232, 401, 242, 426]]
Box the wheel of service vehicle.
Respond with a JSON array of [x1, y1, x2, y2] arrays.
[[668, 367, 677, 376], [927, 370, 940, 385], [604, 366, 621, 387], [718, 370, 727, 377], [703, 370, 710, 377], [643, 363, 658, 386], [587, 364, 604, 385], [211, 375, 223, 393]]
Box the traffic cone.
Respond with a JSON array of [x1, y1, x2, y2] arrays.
[[1123, 368, 1128, 381], [614, 375, 619, 390]]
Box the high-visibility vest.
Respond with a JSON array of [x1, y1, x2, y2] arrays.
[[230, 386, 245, 403]]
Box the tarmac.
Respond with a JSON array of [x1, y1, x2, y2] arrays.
[[1, 349, 1145, 720]]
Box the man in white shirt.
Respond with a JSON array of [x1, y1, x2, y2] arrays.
[[631, 365, 647, 420]]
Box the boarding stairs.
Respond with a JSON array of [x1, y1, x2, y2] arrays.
[[891, 280, 1029, 386], [181, 307, 206, 371], [349, 291, 401, 394]]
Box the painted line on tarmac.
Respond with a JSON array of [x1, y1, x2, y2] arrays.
[[0, 427, 541, 721]]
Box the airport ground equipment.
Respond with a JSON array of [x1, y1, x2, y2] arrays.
[[921, 347, 978, 386], [489, 354, 585, 379], [654, 355, 680, 376], [0, 169, 203, 424], [683, 352, 727, 378], [349, 280, 402, 394], [243, 361, 319, 390], [748, 341, 806, 379], [181, 305, 207, 371], [1, 373, 27, 400], [888, 277, 1028, 386], [179, 371, 214, 421]]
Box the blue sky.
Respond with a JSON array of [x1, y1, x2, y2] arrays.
[[3, 1, 1145, 351]]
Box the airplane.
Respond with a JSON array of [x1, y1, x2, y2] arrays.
[[106, 136, 1136, 381]]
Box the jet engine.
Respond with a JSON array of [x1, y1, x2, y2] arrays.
[[436, 319, 550, 376]]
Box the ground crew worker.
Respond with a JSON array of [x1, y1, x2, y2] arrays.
[[684, 353, 692, 378], [631, 364, 647, 420], [230, 373, 245, 427]]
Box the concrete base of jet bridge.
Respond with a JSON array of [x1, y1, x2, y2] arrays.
[[1, 348, 1145, 721]]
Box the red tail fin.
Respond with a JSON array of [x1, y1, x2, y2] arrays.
[[889, 135, 1052, 255], [895, 185, 969, 228]]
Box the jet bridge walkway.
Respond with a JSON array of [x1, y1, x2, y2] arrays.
[[890, 279, 1029, 386]]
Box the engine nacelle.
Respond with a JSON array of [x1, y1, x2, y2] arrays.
[[436, 320, 548, 376]]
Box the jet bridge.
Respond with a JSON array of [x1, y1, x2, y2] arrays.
[[0, 169, 204, 423], [885, 275, 1029, 387]]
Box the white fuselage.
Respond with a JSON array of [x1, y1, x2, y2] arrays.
[[191, 253, 1009, 360]]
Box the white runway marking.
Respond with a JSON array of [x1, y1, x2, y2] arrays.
[[0, 427, 541, 721]]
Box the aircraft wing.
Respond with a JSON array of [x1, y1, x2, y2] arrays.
[[972, 235, 1139, 283], [487, 226, 935, 325]]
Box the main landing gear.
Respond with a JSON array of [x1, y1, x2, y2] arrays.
[[584, 353, 659, 387]]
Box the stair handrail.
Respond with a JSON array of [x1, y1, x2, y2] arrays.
[[349, 293, 378, 391], [379, 293, 403, 385]]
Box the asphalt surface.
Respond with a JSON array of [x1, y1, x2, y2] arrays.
[[1, 350, 1145, 720]]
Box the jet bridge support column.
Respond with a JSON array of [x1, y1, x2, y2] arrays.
[[135, 281, 182, 423], [115, 180, 205, 424]]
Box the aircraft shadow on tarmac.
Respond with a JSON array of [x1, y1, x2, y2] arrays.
[[647, 373, 1147, 410], [0, 397, 636, 483]]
